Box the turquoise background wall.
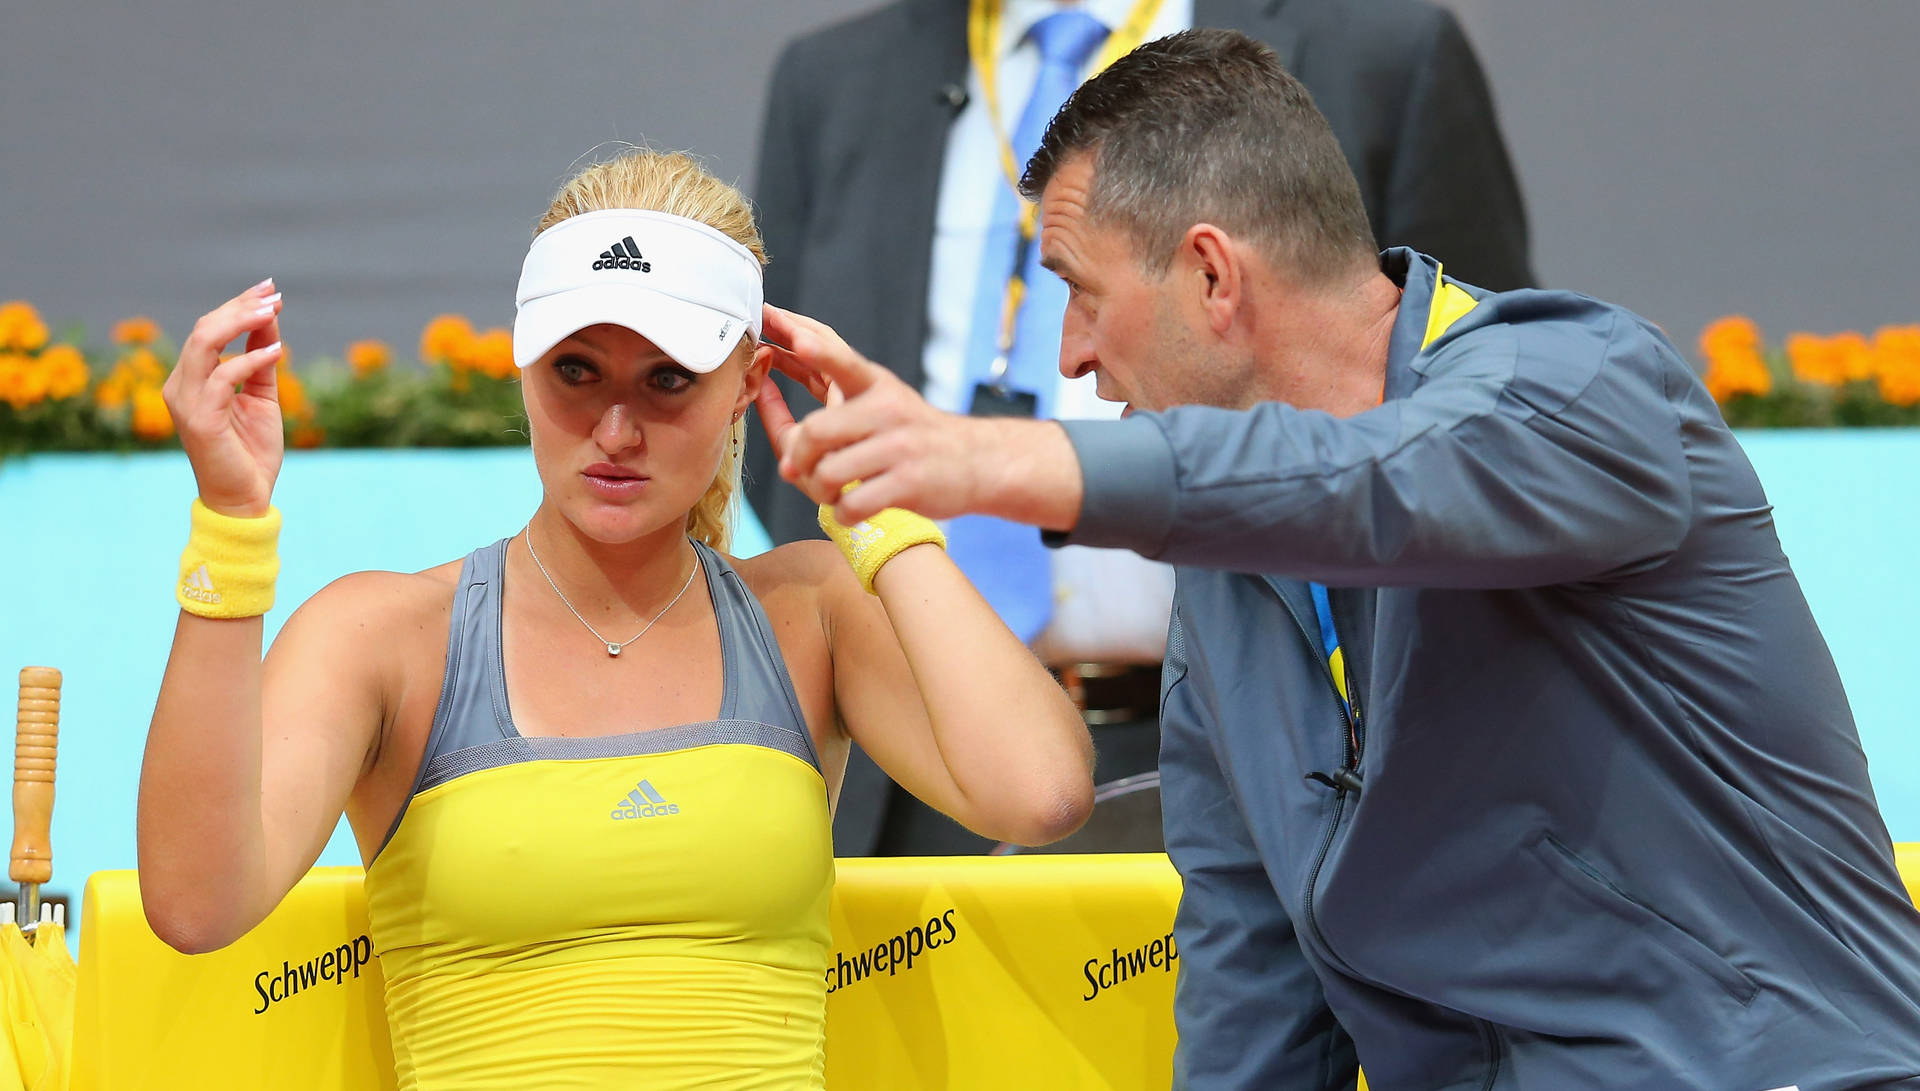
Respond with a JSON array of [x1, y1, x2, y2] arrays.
[[0, 433, 1914, 944]]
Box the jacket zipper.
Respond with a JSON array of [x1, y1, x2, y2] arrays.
[[1302, 589, 1365, 796], [1278, 582, 1505, 1088], [1269, 584, 1364, 973], [1302, 637, 1361, 969]]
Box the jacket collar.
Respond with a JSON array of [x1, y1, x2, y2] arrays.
[[1379, 246, 1443, 403]]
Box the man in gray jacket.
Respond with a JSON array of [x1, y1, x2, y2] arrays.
[[757, 28, 1920, 1090]]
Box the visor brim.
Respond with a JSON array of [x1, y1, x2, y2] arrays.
[[513, 284, 749, 373]]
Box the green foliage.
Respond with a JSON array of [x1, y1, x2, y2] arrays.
[[306, 364, 528, 448]]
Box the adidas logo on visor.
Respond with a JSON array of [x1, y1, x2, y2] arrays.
[[611, 778, 679, 820], [592, 236, 652, 273]]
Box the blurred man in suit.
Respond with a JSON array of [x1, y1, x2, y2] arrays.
[[750, 0, 1534, 856]]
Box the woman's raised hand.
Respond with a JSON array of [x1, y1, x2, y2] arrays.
[[161, 279, 285, 517]]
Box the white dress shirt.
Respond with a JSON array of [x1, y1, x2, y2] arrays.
[[924, 0, 1193, 665]]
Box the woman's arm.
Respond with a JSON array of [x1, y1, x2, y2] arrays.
[[136, 283, 387, 953], [822, 540, 1092, 847], [752, 329, 1093, 848], [140, 581, 389, 952]]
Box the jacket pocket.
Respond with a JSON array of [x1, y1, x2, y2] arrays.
[[1530, 830, 1758, 1006]]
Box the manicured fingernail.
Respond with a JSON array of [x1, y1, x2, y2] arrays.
[[262, 341, 283, 356], [260, 292, 282, 307], [254, 305, 277, 319], [252, 277, 275, 293]]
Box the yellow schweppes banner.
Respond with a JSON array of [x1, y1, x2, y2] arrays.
[[825, 854, 1182, 1088], [71, 856, 1184, 1089], [71, 867, 396, 1091], [68, 850, 1920, 1087]]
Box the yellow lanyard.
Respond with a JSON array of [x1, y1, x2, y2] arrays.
[[966, 0, 1164, 375]]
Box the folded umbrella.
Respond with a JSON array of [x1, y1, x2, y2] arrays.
[[7, 669, 64, 1091]]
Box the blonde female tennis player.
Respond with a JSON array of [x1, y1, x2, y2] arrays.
[[136, 150, 1093, 1089]]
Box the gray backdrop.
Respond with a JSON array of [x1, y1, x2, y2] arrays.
[[3, 0, 1915, 364]]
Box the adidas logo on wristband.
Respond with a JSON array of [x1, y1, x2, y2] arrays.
[[180, 563, 222, 605], [592, 236, 652, 273]]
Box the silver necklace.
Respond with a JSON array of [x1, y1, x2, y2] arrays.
[[523, 528, 701, 657]]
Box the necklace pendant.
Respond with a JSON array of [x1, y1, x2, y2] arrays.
[[607, 642, 623, 657]]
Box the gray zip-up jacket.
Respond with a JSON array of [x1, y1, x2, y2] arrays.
[[1053, 250, 1920, 1090]]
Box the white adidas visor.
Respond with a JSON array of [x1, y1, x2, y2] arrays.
[[513, 208, 762, 373]]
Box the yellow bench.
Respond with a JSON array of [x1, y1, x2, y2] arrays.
[[71, 868, 393, 1091], [71, 854, 1182, 1090], [68, 847, 1920, 1089]]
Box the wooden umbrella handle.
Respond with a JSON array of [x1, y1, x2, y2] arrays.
[[12, 667, 60, 886]]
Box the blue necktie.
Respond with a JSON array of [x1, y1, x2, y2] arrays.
[[948, 9, 1110, 643]]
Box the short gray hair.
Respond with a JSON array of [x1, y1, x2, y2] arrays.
[[1020, 29, 1375, 283]]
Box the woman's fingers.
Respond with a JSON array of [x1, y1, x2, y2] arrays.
[[241, 292, 281, 357], [238, 347, 280, 400], [760, 341, 833, 404], [207, 340, 284, 391], [753, 371, 801, 461], [194, 341, 285, 425], [171, 280, 280, 396], [761, 304, 884, 397]]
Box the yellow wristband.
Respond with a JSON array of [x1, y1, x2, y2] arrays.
[[177, 500, 281, 619], [818, 502, 946, 595]]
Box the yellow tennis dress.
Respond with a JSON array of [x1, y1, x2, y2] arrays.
[[364, 539, 833, 1089]]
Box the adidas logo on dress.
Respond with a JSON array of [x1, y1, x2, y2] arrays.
[[611, 779, 679, 820], [593, 237, 652, 272], [180, 564, 221, 604]]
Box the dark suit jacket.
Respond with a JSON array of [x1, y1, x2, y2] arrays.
[[749, 0, 1535, 854]]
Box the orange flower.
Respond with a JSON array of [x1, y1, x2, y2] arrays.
[[1835, 332, 1875, 382], [0, 302, 49, 353], [291, 423, 326, 449], [38, 344, 89, 400], [0, 353, 49, 409], [122, 346, 167, 384], [1703, 354, 1773, 403], [1874, 325, 1920, 408], [95, 372, 131, 410], [1699, 316, 1773, 404], [346, 339, 392, 377], [1698, 316, 1762, 363], [1785, 333, 1845, 387], [131, 384, 175, 440], [460, 327, 516, 381], [420, 314, 475, 366], [96, 347, 168, 410], [1703, 349, 1773, 404], [277, 361, 313, 420], [111, 316, 162, 346]]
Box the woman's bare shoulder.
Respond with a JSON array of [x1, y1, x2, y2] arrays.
[[284, 558, 466, 638], [262, 559, 471, 725], [727, 540, 849, 603]]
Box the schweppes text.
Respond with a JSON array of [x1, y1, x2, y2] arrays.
[[253, 934, 375, 1014], [826, 909, 959, 994], [1083, 930, 1178, 1001]]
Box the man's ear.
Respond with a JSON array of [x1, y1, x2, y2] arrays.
[[1181, 223, 1242, 336]]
